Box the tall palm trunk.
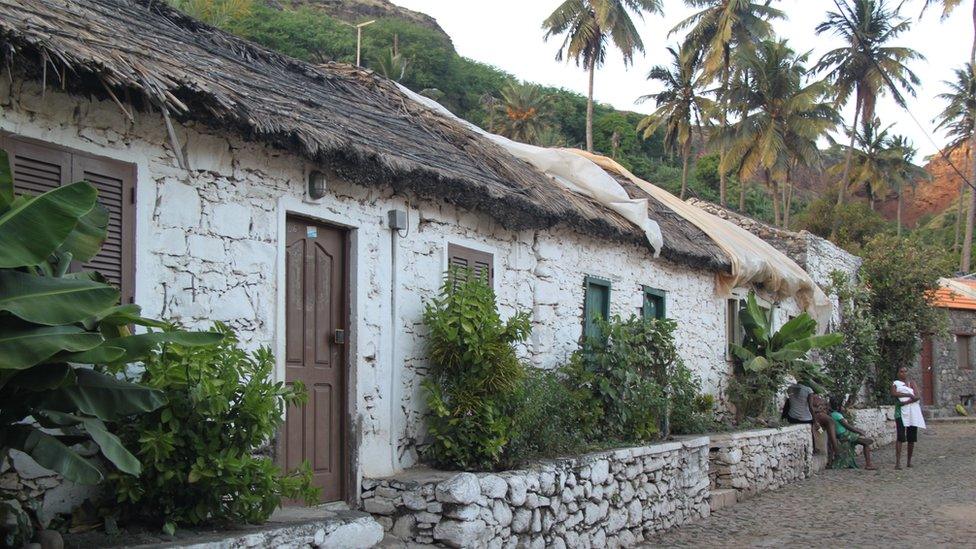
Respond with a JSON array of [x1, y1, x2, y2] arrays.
[[586, 57, 595, 152], [961, 5, 976, 272], [739, 177, 747, 212], [831, 101, 861, 240], [783, 169, 794, 229], [719, 63, 730, 207], [680, 140, 691, 200], [955, 177, 965, 252], [766, 170, 780, 226], [896, 192, 903, 236]]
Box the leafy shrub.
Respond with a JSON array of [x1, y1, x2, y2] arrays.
[[860, 235, 950, 403], [822, 271, 880, 405], [668, 362, 717, 435], [421, 270, 530, 470], [0, 151, 217, 545], [728, 292, 842, 420], [501, 368, 594, 467], [112, 323, 317, 532], [566, 315, 676, 443]]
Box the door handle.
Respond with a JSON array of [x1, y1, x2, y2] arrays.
[[334, 329, 346, 344]]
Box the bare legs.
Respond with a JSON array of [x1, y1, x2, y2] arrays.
[[907, 441, 914, 468], [857, 436, 875, 469]]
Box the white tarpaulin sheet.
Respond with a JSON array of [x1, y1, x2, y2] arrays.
[[572, 151, 831, 323], [398, 85, 663, 255]]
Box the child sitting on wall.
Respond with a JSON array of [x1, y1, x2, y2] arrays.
[[828, 396, 876, 470]]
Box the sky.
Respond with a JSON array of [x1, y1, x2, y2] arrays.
[[394, 0, 972, 159]]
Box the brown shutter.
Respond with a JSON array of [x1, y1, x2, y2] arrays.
[[1, 134, 136, 305], [72, 154, 136, 304], [447, 243, 493, 288]]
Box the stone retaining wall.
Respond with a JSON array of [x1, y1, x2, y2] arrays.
[[708, 424, 812, 499], [850, 406, 896, 449], [361, 437, 710, 548]]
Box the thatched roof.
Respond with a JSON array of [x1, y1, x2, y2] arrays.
[[0, 0, 729, 272]]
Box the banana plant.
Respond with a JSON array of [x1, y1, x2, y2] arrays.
[[730, 291, 842, 397], [0, 149, 221, 490]]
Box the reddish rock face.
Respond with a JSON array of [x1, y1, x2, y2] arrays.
[[877, 144, 972, 229]]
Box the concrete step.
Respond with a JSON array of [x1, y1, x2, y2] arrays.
[[709, 488, 737, 513]]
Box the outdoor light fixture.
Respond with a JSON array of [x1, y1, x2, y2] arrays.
[[308, 170, 328, 200]]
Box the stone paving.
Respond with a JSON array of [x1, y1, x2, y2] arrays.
[[644, 422, 976, 547]]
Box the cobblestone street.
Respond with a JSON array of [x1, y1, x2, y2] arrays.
[[645, 422, 976, 547]]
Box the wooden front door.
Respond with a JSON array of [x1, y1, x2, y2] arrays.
[[921, 335, 935, 405], [282, 217, 348, 502]]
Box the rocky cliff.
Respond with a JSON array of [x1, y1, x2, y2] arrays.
[[878, 144, 972, 228]]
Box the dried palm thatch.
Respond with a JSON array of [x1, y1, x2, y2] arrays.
[[0, 0, 729, 271]]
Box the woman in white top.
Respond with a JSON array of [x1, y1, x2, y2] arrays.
[[890, 366, 926, 469]]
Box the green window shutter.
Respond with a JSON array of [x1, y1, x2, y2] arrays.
[[642, 286, 666, 320], [583, 276, 611, 341]]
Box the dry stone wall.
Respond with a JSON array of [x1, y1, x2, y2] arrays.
[[361, 437, 711, 548], [708, 425, 812, 498], [850, 406, 896, 449]]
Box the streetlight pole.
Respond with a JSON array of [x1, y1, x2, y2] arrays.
[[355, 20, 376, 67]]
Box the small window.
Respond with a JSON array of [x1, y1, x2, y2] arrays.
[[583, 276, 611, 341], [957, 334, 973, 370], [642, 286, 666, 320], [447, 243, 493, 288]]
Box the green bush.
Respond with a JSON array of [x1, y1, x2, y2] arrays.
[[566, 315, 676, 443], [668, 362, 717, 435], [112, 323, 317, 532], [501, 368, 594, 467], [822, 271, 880, 405], [421, 270, 530, 470]]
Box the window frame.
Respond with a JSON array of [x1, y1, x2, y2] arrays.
[[957, 333, 973, 370], [583, 275, 612, 341], [641, 286, 667, 320]]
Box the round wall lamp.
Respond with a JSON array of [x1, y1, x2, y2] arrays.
[[308, 170, 328, 200]]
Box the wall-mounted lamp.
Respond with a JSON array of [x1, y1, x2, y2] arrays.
[[308, 170, 328, 200]]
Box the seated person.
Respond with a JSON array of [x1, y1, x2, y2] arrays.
[[809, 392, 840, 464], [829, 396, 876, 470]]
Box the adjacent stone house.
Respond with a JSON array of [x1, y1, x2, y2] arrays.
[[1, 0, 838, 511], [922, 278, 976, 415]]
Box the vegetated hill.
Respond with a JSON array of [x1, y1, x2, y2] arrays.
[[274, 0, 451, 44], [877, 143, 971, 228]]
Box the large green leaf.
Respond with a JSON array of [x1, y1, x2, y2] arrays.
[[0, 181, 97, 268], [5, 424, 103, 484], [54, 368, 165, 421], [780, 333, 844, 355], [0, 270, 120, 325], [54, 345, 126, 365], [81, 417, 141, 476], [106, 331, 224, 363], [740, 292, 771, 343], [769, 313, 817, 349], [59, 201, 109, 263], [5, 363, 75, 391], [0, 150, 12, 211], [94, 304, 169, 329], [0, 325, 104, 370]]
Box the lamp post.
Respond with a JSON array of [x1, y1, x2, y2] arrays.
[[355, 20, 376, 67]]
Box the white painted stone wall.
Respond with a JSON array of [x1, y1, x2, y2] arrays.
[[708, 424, 813, 498], [850, 406, 897, 449], [1, 79, 771, 483], [362, 437, 710, 548]]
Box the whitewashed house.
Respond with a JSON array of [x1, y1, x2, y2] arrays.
[[0, 0, 845, 507]]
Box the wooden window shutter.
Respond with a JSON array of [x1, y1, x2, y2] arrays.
[[641, 286, 666, 320], [447, 243, 493, 288], [583, 276, 611, 341], [1, 134, 137, 305]]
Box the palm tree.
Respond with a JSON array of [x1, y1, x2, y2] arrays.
[[935, 63, 976, 271], [886, 135, 929, 235], [814, 0, 922, 211], [718, 40, 838, 227], [543, 0, 663, 153], [846, 119, 894, 210], [672, 0, 784, 207], [483, 82, 553, 145], [637, 46, 713, 200]]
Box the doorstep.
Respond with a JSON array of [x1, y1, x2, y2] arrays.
[[127, 505, 383, 549]]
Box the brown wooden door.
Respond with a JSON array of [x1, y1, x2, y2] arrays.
[[921, 335, 935, 405], [282, 217, 347, 502]]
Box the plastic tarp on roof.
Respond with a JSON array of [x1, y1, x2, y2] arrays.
[[398, 85, 663, 256], [571, 151, 831, 322]]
